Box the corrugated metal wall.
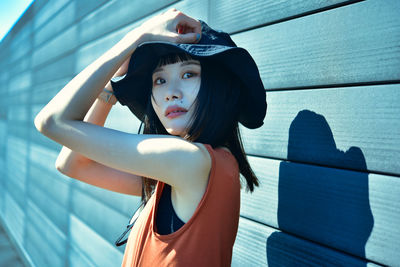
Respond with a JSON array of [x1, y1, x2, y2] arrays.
[[0, 0, 399, 266]]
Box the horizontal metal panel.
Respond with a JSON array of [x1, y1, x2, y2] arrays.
[[3, 194, 25, 245], [232, 217, 379, 267], [29, 143, 61, 176], [69, 214, 123, 267], [78, 0, 178, 46], [7, 72, 32, 93], [5, 27, 33, 64], [32, 25, 78, 68], [241, 84, 400, 175], [72, 179, 141, 218], [241, 155, 400, 266], [6, 136, 28, 197], [5, 89, 30, 105], [33, 52, 75, 85], [33, 1, 72, 51], [8, 123, 29, 140], [0, 223, 25, 267], [29, 164, 70, 209], [75, 0, 109, 22], [74, 29, 128, 74], [28, 181, 69, 233], [71, 188, 132, 245], [210, 0, 352, 33], [68, 242, 96, 267], [231, 0, 400, 89], [7, 107, 30, 122], [25, 201, 67, 266], [31, 77, 72, 105], [4, 179, 25, 210], [8, 55, 30, 76], [33, 0, 70, 31]]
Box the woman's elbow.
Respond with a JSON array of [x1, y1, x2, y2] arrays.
[[34, 113, 55, 134], [55, 163, 74, 177], [55, 162, 67, 175], [55, 155, 73, 176]]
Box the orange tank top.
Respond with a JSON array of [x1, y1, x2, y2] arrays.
[[121, 144, 241, 267]]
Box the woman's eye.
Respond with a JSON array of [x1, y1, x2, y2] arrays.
[[154, 78, 165, 85], [153, 72, 197, 85], [182, 72, 196, 79]]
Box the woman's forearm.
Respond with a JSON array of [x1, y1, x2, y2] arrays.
[[34, 28, 145, 129], [55, 93, 114, 172]]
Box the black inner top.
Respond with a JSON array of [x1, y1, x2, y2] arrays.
[[156, 184, 185, 235]]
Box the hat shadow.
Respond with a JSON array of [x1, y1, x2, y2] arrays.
[[266, 110, 373, 266]]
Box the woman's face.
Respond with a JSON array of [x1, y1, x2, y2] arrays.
[[151, 59, 201, 137]]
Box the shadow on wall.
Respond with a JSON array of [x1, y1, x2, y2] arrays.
[[267, 110, 373, 266]]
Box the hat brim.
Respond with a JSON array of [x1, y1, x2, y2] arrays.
[[111, 42, 266, 129]]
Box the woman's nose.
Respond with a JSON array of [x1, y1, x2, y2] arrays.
[[165, 84, 182, 101]]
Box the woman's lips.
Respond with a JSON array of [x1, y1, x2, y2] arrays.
[[166, 111, 187, 119], [165, 105, 188, 119]]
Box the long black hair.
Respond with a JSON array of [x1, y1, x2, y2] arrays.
[[140, 53, 259, 204]]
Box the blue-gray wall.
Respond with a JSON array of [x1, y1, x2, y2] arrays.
[[0, 0, 399, 266]]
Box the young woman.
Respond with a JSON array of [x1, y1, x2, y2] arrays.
[[34, 9, 266, 266]]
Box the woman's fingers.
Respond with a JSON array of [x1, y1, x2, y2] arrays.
[[137, 8, 202, 44], [175, 14, 202, 35], [174, 32, 201, 44], [174, 14, 202, 43]]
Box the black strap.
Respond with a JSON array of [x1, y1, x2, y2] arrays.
[[115, 203, 144, 247]]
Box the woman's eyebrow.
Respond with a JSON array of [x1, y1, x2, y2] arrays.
[[180, 60, 201, 67], [153, 61, 200, 74]]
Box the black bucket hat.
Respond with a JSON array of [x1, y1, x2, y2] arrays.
[[111, 20, 266, 129]]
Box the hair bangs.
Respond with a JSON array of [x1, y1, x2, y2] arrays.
[[155, 52, 195, 69]]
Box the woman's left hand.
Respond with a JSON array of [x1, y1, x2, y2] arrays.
[[136, 8, 202, 44]]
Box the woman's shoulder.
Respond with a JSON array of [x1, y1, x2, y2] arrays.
[[218, 146, 231, 153], [195, 143, 238, 171], [195, 143, 229, 152]]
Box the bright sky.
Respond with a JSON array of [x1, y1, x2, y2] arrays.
[[0, 0, 34, 42]]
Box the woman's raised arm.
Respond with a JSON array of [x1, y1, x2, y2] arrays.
[[34, 9, 208, 192], [55, 79, 143, 196]]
